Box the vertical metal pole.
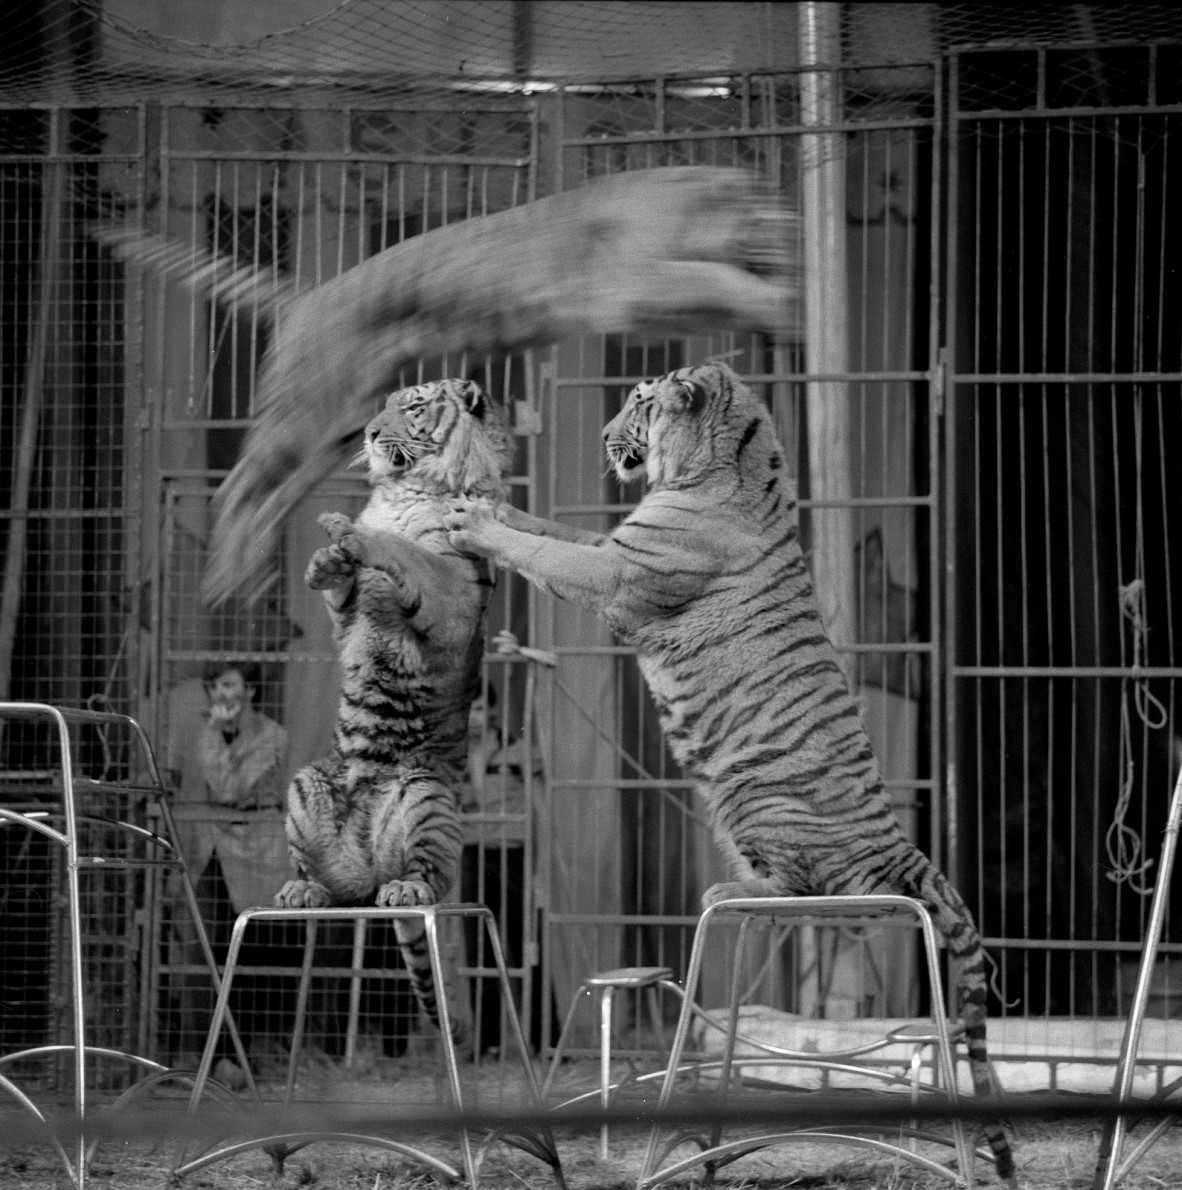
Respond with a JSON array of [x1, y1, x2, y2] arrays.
[[798, 2, 854, 671], [53, 707, 89, 1186], [797, 1, 851, 1020], [286, 921, 319, 1103], [943, 53, 963, 895], [598, 986, 614, 1158], [126, 104, 149, 730], [344, 918, 366, 1070], [148, 110, 171, 745], [0, 112, 63, 704], [928, 58, 948, 877], [1092, 768, 1182, 1190]]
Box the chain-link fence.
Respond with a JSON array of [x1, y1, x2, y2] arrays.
[[1, 1, 1180, 1113]]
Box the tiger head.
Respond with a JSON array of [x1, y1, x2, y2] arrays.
[[360, 378, 514, 495], [607, 363, 781, 489], [603, 379, 658, 482]]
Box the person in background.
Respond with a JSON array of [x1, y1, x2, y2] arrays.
[[192, 661, 287, 813], [166, 660, 290, 1089]]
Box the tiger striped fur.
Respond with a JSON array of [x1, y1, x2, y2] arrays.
[[276, 379, 513, 1044], [447, 363, 1016, 1185]]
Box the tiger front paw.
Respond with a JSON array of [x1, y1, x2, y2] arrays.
[[306, 542, 359, 590], [317, 511, 354, 543], [275, 879, 331, 908], [376, 879, 436, 908], [445, 496, 497, 557]]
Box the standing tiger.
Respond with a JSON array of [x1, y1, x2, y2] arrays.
[[446, 362, 1016, 1186], [276, 378, 513, 1045]]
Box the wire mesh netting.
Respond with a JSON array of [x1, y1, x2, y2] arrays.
[[2, 2, 1182, 110], [0, 6, 1181, 1165]]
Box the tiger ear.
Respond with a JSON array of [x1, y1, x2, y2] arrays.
[[669, 379, 706, 415], [460, 380, 487, 420]]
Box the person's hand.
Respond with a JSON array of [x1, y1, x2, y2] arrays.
[[208, 701, 242, 727]]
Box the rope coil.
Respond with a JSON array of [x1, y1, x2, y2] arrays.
[[1106, 579, 1170, 894]]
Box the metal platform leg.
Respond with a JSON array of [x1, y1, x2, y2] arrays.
[[636, 895, 985, 1190], [170, 903, 565, 1189]]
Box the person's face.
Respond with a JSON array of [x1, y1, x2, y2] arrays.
[[205, 669, 251, 713]]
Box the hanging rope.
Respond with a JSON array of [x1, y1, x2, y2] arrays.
[[1119, 578, 1168, 732], [1105, 578, 1169, 895]]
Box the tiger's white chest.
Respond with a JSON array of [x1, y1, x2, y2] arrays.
[[357, 485, 447, 541]]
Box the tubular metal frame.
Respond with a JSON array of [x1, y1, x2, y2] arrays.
[[156, 903, 565, 1188], [0, 701, 246, 1189], [635, 895, 1002, 1190], [543, 964, 683, 1159]]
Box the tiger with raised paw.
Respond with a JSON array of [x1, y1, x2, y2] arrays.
[[446, 362, 1016, 1185], [277, 378, 513, 1046]]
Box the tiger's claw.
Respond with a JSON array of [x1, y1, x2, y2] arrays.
[[445, 496, 497, 556], [274, 879, 331, 908], [306, 542, 357, 589], [376, 879, 436, 908]]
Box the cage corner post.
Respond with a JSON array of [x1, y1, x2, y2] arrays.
[[797, 0, 854, 1018]]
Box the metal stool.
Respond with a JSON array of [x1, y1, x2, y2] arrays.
[[544, 965, 684, 1158], [636, 895, 989, 1190], [0, 702, 242, 1189], [169, 903, 564, 1188]]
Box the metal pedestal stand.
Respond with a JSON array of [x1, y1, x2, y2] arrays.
[[635, 895, 1005, 1190], [164, 903, 565, 1188], [543, 965, 685, 1159]]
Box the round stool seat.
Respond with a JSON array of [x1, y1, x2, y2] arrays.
[[583, 966, 675, 989]]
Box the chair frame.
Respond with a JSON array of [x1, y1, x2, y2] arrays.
[[0, 701, 244, 1189], [635, 894, 997, 1190]]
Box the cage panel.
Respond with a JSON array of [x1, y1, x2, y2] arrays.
[[949, 52, 1182, 1070], [3, 6, 1182, 1117]]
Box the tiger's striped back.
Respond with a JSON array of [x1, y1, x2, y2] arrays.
[[601, 363, 1015, 1185]]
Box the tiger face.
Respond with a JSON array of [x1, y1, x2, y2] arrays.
[[363, 379, 488, 480], [603, 379, 658, 482], [608, 363, 758, 488], [360, 378, 512, 494]]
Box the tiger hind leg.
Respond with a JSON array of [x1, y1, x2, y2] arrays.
[[273, 755, 372, 908], [371, 769, 466, 1046], [370, 768, 462, 907]]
